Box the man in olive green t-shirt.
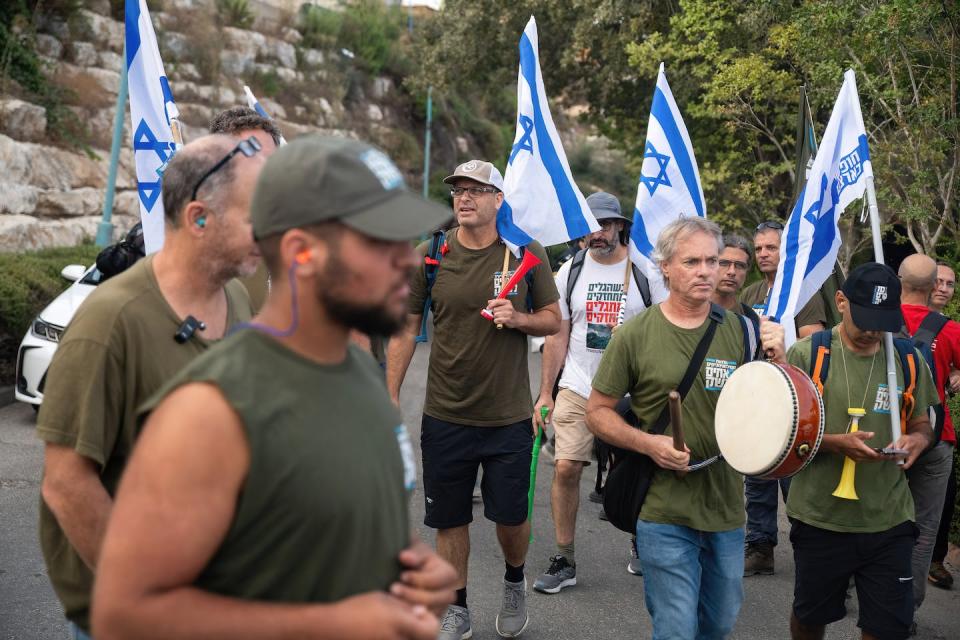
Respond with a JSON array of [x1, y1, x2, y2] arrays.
[[36, 133, 273, 638], [587, 217, 785, 640], [785, 263, 936, 640], [740, 220, 827, 338], [738, 220, 827, 575], [92, 136, 457, 639], [387, 160, 561, 639]]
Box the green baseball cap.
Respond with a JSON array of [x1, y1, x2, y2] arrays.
[[251, 135, 451, 241]]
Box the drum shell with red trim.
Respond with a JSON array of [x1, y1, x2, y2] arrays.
[[715, 361, 825, 479]]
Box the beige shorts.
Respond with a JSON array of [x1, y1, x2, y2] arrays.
[[553, 388, 594, 464]]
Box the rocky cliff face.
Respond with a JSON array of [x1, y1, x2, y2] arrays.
[[0, 1, 414, 252]]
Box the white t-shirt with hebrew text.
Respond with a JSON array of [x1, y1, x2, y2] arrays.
[[555, 252, 650, 399]]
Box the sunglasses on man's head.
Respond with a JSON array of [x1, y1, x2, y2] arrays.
[[191, 136, 263, 201], [756, 220, 785, 232]]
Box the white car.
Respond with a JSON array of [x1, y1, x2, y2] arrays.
[[15, 264, 102, 409]]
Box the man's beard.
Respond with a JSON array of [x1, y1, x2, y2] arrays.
[[589, 239, 616, 257], [315, 251, 407, 336]]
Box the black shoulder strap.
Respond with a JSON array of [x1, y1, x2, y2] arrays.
[[649, 303, 724, 435], [416, 229, 446, 343], [737, 307, 761, 363], [914, 311, 949, 351], [564, 248, 588, 313], [630, 263, 652, 308]]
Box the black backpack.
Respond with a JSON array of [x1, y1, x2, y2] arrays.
[[415, 229, 536, 343], [899, 313, 949, 445], [95, 222, 145, 281]]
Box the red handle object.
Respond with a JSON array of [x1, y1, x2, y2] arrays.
[[481, 251, 542, 321]]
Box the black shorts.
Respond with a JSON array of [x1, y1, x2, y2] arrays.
[[790, 519, 918, 640], [421, 414, 533, 529]]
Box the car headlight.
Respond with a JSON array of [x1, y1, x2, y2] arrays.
[[31, 319, 64, 343]]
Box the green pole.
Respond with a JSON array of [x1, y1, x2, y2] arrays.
[[527, 405, 548, 542], [97, 44, 128, 247], [422, 85, 432, 198]]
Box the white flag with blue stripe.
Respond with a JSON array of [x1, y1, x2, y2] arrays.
[[498, 16, 599, 255], [243, 85, 287, 145], [765, 70, 871, 344], [630, 63, 705, 294], [125, 0, 180, 254]]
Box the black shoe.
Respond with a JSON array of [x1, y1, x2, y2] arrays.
[[588, 489, 603, 504]]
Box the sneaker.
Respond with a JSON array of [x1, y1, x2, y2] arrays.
[[438, 604, 472, 640], [588, 489, 603, 504], [496, 578, 529, 638], [533, 555, 577, 594], [928, 561, 954, 589], [540, 440, 555, 466], [743, 542, 774, 576], [627, 537, 643, 576], [598, 505, 608, 521]]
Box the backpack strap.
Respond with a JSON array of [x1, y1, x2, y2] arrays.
[[415, 229, 447, 343], [631, 263, 652, 308], [892, 337, 918, 430], [519, 246, 536, 313], [564, 248, 588, 314], [913, 312, 949, 352], [737, 307, 760, 363], [808, 329, 833, 396]]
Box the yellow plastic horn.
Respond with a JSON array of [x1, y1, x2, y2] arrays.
[[832, 408, 866, 501]]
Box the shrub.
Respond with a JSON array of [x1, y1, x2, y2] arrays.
[[216, 0, 253, 30], [0, 243, 100, 338], [298, 3, 341, 50]]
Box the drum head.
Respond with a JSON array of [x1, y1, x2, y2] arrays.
[[715, 361, 796, 476]]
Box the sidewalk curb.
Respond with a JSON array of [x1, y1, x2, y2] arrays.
[[0, 385, 15, 409]]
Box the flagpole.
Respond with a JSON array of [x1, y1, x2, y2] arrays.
[[864, 175, 903, 452]]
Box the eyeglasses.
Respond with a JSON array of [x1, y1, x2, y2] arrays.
[[756, 220, 784, 232], [450, 186, 498, 198], [718, 259, 748, 271], [191, 136, 263, 201]]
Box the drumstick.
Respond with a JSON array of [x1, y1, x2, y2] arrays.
[[668, 390, 687, 476], [669, 391, 683, 450]]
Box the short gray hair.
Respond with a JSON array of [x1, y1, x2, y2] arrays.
[[652, 217, 723, 265], [722, 233, 753, 268]]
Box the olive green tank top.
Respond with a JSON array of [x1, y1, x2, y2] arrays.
[[142, 329, 414, 602]]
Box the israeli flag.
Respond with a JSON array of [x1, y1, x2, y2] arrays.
[[765, 70, 871, 345], [630, 63, 705, 297], [126, 0, 180, 254], [243, 85, 287, 145], [498, 16, 599, 255]]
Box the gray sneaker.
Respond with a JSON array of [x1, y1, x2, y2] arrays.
[[438, 604, 472, 640], [496, 578, 529, 637], [533, 555, 577, 594]]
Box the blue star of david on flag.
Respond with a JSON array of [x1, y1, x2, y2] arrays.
[[133, 120, 174, 164], [509, 115, 534, 165], [640, 142, 671, 197]]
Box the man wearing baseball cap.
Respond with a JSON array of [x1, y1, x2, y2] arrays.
[[388, 160, 561, 639], [92, 135, 457, 639], [784, 262, 938, 640], [531, 191, 652, 594]]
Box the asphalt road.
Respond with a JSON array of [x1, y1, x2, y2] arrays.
[[1, 342, 957, 639]]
